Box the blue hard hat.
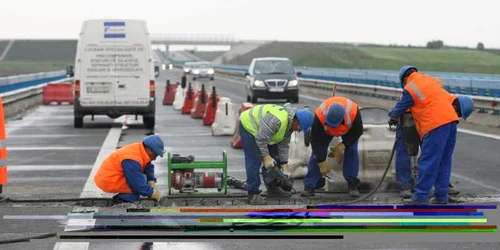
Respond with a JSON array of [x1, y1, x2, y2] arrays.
[[399, 65, 418, 87], [143, 134, 165, 158], [295, 109, 314, 134], [326, 103, 345, 127], [457, 95, 474, 120]]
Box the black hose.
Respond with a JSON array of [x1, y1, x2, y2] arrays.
[[0, 228, 101, 245], [310, 135, 401, 205], [0, 197, 155, 203]]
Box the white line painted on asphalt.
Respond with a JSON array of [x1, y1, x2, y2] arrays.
[[7, 134, 104, 138], [54, 116, 126, 250], [451, 173, 500, 193], [7, 146, 101, 151], [7, 165, 93, 171], [457, 128, 500, 140]]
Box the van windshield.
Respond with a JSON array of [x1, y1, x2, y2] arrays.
[[254, 60, 295, 75]]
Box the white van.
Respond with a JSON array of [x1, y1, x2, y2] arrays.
[[73, 19, 156, 129]]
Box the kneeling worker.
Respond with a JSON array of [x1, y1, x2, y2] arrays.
[[239, 103, 314, 205], [94, 135, 165, 204], [301, 96, 364, 198]]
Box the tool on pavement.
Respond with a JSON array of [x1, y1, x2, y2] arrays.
[[167, 151, 228, 196], [399, 112, 420, 187]]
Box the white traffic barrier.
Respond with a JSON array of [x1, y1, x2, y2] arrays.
[[286, 131, 311, 179], [211, 97, 236, 136], [325, 107, 397, 191], [173, 86, 185, 110]]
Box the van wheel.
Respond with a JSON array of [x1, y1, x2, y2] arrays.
[[74, 116, 83, 128], [292, 95, 299, 103], [210, 77, 214, 81], [143, 116, 155, 129], [193, 77, 196, 81], [246, 95, 251, 102]]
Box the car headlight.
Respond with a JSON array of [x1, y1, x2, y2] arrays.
[[208, 69, 214, 74], [193, 70, 200, 74], [184, 68, 189, 72], [254, 80, 265, 87], [169, 64, 173, 70], [288, 80, 298, 87], [162, 64, 166, 70]]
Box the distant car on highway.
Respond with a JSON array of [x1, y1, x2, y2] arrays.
[[244, 57, 301, 103], [190, 62, 215, 81], [182, 62, 196, 74]]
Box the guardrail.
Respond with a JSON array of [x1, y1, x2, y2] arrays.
[[0, 70, 67, 94], [215, 65, 500, 98], [214, 67, 500, 115]]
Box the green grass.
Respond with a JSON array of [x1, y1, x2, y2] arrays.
[[3, 40, 77, 62], [0, 61, 68, 77], [228, 42, 500, 74]]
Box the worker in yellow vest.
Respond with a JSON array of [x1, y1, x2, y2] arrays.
[[239, 103, 314, 205]]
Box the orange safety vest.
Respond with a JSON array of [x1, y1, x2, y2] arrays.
[[404, 72, 459, 140], [94, 142, 151, 194], [0, 97, 7, 186], [315, 96, 358, 137]]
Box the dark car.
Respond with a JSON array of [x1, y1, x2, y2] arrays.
[[244, 57, 301, 103]]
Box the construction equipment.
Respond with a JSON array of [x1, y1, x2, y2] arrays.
[[167, 151, 228, 196], [399, 112, 420, 187]]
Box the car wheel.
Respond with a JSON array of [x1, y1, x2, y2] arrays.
[[292, 95, 299, 103], [246, 95, 251, 102], [251, 95, 258, 103], [74, 115, 83, 128], [193, 77, 196, 81]]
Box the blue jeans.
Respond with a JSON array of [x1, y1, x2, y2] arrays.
[[303, 137, 360, 188], [395, 127, 412, 190], [239, 121, 281, 192], [413, 122, 457, 203]]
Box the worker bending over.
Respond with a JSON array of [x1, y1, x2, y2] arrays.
[[94, 135, 165, 204], [301, 96, 363, 198], [389, 65, 459, 205], [395, 91, 474, 199], [239, 103, 314, 205]]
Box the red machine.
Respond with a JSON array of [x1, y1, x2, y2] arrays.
[[171, 169, 224, 193]]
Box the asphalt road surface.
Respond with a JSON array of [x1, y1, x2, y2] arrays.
[[0, 69, 498, 250]]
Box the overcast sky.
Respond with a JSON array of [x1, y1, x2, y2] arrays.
[[1, 0, 499, 49]]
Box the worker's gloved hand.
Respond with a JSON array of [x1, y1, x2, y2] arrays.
[[329, 143, 346, 164], [148, 181, 156, 188], [318, 161, 331, 175], [262, 155, 277, 169], [151, 188, 162, 202], [388, 116, 399, 127]]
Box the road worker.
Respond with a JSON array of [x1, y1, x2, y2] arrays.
[[389, 65, 460, 205], [239, 103, 314, 205], [395, 93, 474, 199], [300, 96, 364, 198], [94, 134, 165, 204]]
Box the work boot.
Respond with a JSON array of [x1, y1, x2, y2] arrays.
[[430, 198, 448, 205], [111, 194, 129, 206], [266, 185, 292, 198], [448, 184, 460, 196], [402, 198, 429, 205], [347, 180, 360, 198], [399, 188, 412, 199], [247, 191, 267, 205], [300, 186, 315, 197]]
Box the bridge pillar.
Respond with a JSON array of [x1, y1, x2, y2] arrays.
[[164, 44, 169, 61]]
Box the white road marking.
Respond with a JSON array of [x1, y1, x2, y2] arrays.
[[53, 116, 126, 250], [7, 165, 93, 171], [7, 146, 101, 151], [457, 128, 500, 140], [451, 173, 500, 193]]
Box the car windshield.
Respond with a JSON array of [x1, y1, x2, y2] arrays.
[[193, 63, 211, 68], [254, 60, 295, 75]]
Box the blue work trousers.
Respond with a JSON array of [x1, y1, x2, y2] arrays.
[[239, 121, 281, 192], [413, 122, 457, 203], [395, 127, 413, 190], [116, 176, 150, 202], [303, 137, 360, 188]]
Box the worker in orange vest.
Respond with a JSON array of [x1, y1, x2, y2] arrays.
[[300, 96, 364, 198], [389, 65, 459, 205], [94, 134, 165, 204]]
